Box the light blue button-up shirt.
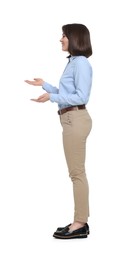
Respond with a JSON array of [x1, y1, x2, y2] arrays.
[[42, 55, 92, 110]]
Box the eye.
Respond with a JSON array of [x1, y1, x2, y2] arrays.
[[62, 34, 66, 38]]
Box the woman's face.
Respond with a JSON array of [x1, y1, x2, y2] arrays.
[[60, 34, 69, 51]]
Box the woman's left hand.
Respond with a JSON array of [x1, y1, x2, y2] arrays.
[[30, 93, 50, 103]]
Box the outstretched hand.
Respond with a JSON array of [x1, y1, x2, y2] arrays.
[[24, 78, 44, 86], [30, 93, 50, 103]]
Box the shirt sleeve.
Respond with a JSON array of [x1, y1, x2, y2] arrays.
[[50, 58, 92, 105], [42, 82, 59, 94]]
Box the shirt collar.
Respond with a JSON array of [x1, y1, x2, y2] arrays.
[[67, 55, 76, 62]]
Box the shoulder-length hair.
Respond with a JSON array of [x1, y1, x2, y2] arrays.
[[62, 23, 92, 58]]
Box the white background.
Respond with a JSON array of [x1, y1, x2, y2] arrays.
[[0, 0, 126, 259]]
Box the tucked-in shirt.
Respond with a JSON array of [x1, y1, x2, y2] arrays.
[[42, 55, 92, 110]]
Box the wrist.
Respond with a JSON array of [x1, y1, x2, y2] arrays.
[[41, 80, 45, 86]]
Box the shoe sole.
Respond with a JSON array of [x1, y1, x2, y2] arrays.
[[53, 233, 88, 239]]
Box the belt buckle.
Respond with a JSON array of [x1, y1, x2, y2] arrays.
[[58, 109, 61, 115]]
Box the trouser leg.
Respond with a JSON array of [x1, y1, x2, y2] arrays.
[[61, 110, 92, 222]]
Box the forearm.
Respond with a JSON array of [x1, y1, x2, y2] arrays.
[[42, 82, 59, 94], [50, 92, 89, 106]]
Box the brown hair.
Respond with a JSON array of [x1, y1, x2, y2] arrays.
[[62, 23, 92, 58]]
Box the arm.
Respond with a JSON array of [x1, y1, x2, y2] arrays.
[[42, 82, 59, 94], [50, 58, 92, 105]]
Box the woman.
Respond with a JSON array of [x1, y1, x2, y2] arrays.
[[25, 23, 93, 239]]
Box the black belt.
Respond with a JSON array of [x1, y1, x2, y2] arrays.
[[58, 105, 86, 115]]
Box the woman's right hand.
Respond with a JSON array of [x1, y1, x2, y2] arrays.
[[24, 78, 44, 86]]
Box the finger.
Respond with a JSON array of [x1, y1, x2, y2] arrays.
[[25, 80, 35, 85], [31, 98, 44, 102], [30, 97, 44, 101], [37, 95, 44, 100], [25, 80, 32, 83], [33, 78, 39, 81], [30, 98, 40, 102]]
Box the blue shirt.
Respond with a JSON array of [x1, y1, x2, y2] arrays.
[[42, 55, 92, 110]]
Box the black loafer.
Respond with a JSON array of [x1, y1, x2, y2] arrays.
[[53, 224, 88, 239], [56, 223, 90, 235]]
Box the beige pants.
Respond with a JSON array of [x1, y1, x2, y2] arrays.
[[60, 109, 92, 223]]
